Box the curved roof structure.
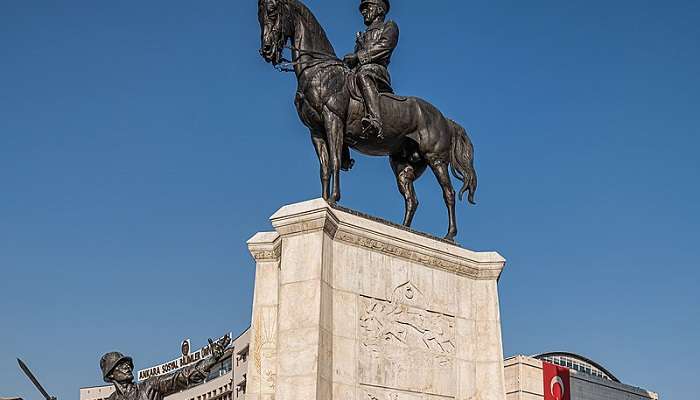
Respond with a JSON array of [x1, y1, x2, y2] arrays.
[[533, 352, 620, 383]]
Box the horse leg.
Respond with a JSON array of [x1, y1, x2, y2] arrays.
[[323, 107, 344, 203], [428, 157, 458, 241], [390, 155, 427, 227], [310, 131, 331, 201]]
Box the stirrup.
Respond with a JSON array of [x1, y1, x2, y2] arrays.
[[362, 117, 384, 140]]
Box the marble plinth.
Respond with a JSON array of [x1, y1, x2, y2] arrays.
[[245, 199, 507, 400]]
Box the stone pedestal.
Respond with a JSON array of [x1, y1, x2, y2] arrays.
[[245, 199, 507, 400]]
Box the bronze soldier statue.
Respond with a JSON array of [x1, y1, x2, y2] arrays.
[[100, 336, 230, 400], [343, 0, 398, 140]]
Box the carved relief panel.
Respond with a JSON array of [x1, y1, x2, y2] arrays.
[[252, 306, 277, 394], [358, 281, 457, 397], [360, 385, 453, 400]]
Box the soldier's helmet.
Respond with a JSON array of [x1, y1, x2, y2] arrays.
[[100, 352, 134, 383], [360, 0, 390, 14]]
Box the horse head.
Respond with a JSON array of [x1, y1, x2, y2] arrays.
[[258, 0, 292, 66]]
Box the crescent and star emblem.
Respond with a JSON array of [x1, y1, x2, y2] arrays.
[[550, 375, 565, 400]]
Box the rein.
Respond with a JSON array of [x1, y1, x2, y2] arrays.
[[265, 1, 343, 73], [274, 45, 344, 73]]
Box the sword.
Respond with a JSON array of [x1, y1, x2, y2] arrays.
[[17, 359, 55, 400]]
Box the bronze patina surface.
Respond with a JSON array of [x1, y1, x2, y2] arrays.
[[258, 0, 478, 241]]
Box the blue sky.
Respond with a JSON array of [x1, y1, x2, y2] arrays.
[[1, 0, 698, 398]]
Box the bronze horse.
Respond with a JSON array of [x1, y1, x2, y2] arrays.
[[258, 0, 477, 241]]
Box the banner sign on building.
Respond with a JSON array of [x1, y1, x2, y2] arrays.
[[543, 361, 570, 400], [137, 333, 231, 381]]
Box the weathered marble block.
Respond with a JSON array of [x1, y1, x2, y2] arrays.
[[246, 199, 507, 400]]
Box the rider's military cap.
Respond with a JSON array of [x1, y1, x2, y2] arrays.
[[100, 352, 134, 383], [360, 0, 390, 14]]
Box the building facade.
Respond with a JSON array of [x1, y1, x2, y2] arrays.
[[80, 329, 250, 400], [504, 353, 658, 400], [79, 385, 115, 400], [82, 327, 659, 400]]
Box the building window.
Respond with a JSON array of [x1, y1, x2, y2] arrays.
[[236, 346, 249, 367], [235, 374, 247, 397]]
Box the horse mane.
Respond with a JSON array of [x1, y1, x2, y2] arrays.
[[285, 0, 337, 57]]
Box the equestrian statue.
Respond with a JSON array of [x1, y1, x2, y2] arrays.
[[257, 0, 477, 241]]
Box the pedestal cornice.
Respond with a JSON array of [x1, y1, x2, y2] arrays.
[[247, 231, 282, 261], [268, 198, 506, 280]]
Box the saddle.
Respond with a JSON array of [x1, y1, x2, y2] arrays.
[[346, 70, 408, 103]]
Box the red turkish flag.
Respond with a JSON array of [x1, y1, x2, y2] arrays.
[[543, 362, 571, 400]]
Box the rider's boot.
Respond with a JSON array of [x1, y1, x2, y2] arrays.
[[358, 75, 385, 141]]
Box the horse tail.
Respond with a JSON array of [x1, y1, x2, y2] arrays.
[[448, 119, 478, 205]]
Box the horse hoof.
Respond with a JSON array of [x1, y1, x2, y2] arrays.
[[341, 158, 355, 172]]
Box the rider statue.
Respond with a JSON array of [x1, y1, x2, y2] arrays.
[[343, 0, 398, 141], [257, 0, 478, 240]]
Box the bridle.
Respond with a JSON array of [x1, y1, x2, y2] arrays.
[[262, 0, 343, 73]]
